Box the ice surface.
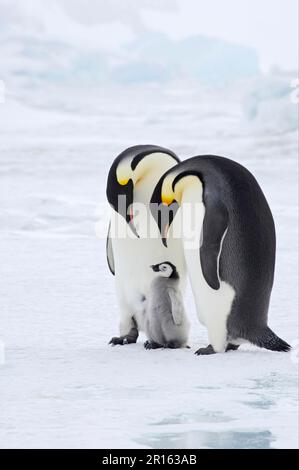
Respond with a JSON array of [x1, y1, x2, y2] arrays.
[[243, 73, 299, 133], [0, 83, 298, 449]]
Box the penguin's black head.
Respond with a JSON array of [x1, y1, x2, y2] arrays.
[[150, 162, 202, 246], [106, 149, 137, 237], [106, 145, 179, 238], [150, 261, 179, 279]]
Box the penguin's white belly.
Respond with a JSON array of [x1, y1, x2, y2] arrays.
[[111, 211, 186, 330], [181, 180, 235, 351]]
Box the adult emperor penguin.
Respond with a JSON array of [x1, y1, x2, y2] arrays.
[[106, 145, 186, 345], [150, 155, 290, 355]]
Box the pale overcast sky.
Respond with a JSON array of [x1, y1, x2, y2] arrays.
[[1, 0, 298, 72], [142, 0, 298, 72]]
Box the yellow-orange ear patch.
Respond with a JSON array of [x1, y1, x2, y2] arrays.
[[118, 178, 129, 186], [161, 194, 174, 206]]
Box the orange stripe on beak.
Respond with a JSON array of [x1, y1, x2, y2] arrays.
[[163, 223, 169, 241]]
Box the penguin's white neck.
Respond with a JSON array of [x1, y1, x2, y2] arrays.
[[133, 153, 177, 204], [134, 169, 161, 202], [131, 155, 177, 240]]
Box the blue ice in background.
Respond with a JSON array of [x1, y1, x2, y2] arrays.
[[0, 0, 297, 132], [109, 33, 260, 85], [1, 19, 260, 86]]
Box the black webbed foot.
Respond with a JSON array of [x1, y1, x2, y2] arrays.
[[109, 322, 138, 346], [195, 344, 216, 355], [226, 343, 240, 352], [109, 335, 136, 345], [144, 340, 162, 350], [163, 341, 182, 349], [109, 334, 137, 346]]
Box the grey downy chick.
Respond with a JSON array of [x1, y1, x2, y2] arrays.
[[144, 262, 190, 349]]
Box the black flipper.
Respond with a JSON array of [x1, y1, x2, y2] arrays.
[[106, 222, 115, 275], [200, 197, 229, 290]]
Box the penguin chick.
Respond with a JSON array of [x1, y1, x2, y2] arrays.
[[144, 262, 189, 349]]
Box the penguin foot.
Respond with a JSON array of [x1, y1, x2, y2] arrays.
[[226, 343, 240, 352], [144, 340, 162, 350], [109, 323, 139, 346], [109, 335, 137, 346], [195, 344, 216, 355], [163, 341, 182, 349]]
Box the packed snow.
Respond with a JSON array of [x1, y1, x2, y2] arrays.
[[0, 81, 298, 449]]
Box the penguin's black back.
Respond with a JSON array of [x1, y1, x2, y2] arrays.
[[172, 155, 276, 336]]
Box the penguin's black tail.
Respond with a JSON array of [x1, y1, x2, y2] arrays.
[[248, 327, 291, 352]]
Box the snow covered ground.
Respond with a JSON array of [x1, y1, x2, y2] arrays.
[[0, 83, 298, 448]]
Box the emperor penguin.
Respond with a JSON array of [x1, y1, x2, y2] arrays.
[[144, 262, 190, 350], [106, 145, 186, 346], [150, 155, 290, 355]]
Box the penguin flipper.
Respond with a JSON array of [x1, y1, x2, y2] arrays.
[[200, 198, 228, 290], [106, 222, 115, 275], [168, 289, 184, 326]]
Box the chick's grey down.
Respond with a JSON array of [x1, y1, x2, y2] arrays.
[[145, 263, 189, 349]]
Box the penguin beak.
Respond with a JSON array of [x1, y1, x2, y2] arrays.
[[128, 220, 139, 238], [161, 193, 172, 246], [126, 207, 139, 238], [150, 264, 160, 272], [162, 223, 169, 247], [154, 201, 176, 248], [150, 178, 179, 248]]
